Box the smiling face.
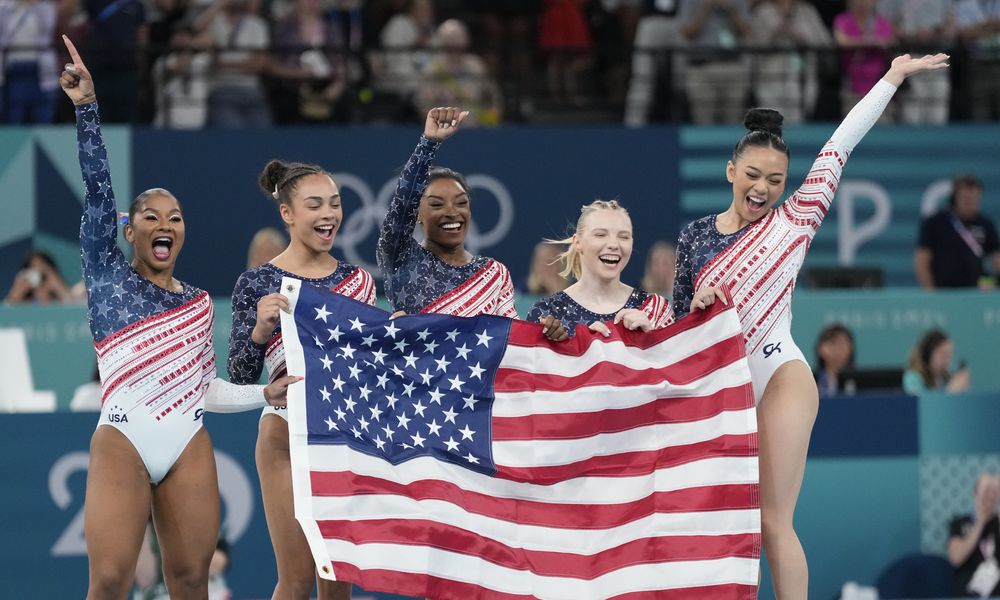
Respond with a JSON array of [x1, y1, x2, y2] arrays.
[[124, 192, 185, 273], [278, 173, 342, 253], [727, 145, 789, 223], [574, 208, 633, 282], [419, 177, 471, 251]]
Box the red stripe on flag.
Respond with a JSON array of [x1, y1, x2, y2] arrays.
[[495, 434, 757, 485], [328, 562, 534, 600], [492, 385, 752, 441], [507, 300, 730, 354], [318, 519, 757, 579], [494, 335, 744, 393], [310, 471, 758, 528], [608, 584, 758, 600]]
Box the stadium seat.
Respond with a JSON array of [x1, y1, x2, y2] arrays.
[[0, 328, 56, 412], [876, 553, 954, 599]]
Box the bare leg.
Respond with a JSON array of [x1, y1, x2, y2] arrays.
[[758, 360, 818, 600], [152, 427, 219, 600], [84, 426, 152, 600], [258, 415, 352, 600]]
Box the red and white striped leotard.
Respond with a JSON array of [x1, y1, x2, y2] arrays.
[[77, 102, 266, 483], [684, 80, 897, 401]]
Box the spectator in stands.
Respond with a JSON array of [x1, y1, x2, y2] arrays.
[[375, 0, 436, 101], [948, 471, 1000, 597], [677, 0, 752, 125], [0, 0, 59, 123], [623, 0, 681, 126], [956, 0, 1000, 121], [915, 173, 1000, 289], [640, 240, 675, 295], [4, 250, 71, 304], [152, 27, 214, 129], [833, 0, 895, 119], [464, 0, 540, 118], [246, 226, 287, 268], [879, 0, 955, 124], [415, 19, 503, 126], [525, 241, 569, 295], [539, 0, 593, 104], [83, 0, 147, 123], [903, 329, 970, 395], [269, 0, 349, 123], [750, 0, 833, 124], [196, 0, 272, 127], [70, 363, 102, 411], [813, 323, 855, 396]]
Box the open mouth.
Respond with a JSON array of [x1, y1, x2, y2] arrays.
[[314, 224, 335, 242], [745, 195, 767, 214], [599, 254, 621, 266], [440, 221, 463, 233], [151, 236, 173, 261]]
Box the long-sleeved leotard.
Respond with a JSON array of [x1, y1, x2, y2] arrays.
[[228, 261, 376, 421], [526, 288, 674, 338], [77, 102, 264, 482], [376, 136, 518, 318], [673, 79, 897, 400]]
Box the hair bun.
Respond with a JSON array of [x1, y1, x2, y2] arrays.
[[258, 159, 290, 197], [743, 108, 784, 137]]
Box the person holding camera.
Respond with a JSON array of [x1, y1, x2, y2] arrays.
[[4, 250, 71, 304]]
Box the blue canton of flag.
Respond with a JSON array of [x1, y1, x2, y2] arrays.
[[291, 281, 510, 475]]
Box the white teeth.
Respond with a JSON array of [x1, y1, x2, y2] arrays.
[[599, 255, 621, 264], [441, 223, 462, 230]]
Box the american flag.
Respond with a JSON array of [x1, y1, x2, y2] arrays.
[[278, 277, 760, 600]]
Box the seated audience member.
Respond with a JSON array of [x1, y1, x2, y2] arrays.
[[813, 323, 855, 396], [915, 173, 1000, 289], [246, 227, 287, 269], [153, 28, 213, 129], [70, 363, 102, 412], [526, 241, 569, 295], [903, 329, 970, 395], [4, 250, 71, 304], [415, 19, 503, 126], [375, 0, 436, 100], [269, 0, 350, 124], [833, 0, 894, 118], [640, 240, 676, 296], [948, 472, 1000, 598]]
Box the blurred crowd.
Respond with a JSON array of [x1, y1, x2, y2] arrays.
[[2, 0, 1000, 126]]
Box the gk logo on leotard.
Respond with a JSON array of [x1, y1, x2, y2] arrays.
[[194, 408, 204, 421], [763, 342, 782, 358]]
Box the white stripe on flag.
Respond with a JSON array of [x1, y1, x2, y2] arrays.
[[492, 360, 751, 417], [308, 445, 758, 503], [311, 495, 759, 553], [493, 408, 756, 467], [500, 309, 741, 377], [321, 540, 759, 599]]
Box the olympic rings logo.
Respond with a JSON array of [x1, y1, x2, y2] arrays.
[[332, 173, 516, 272]]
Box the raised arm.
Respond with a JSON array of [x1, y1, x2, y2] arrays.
[[61, 36, 127, 290], [784, 53, 950, 232], [375, 107, 468, 273]]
